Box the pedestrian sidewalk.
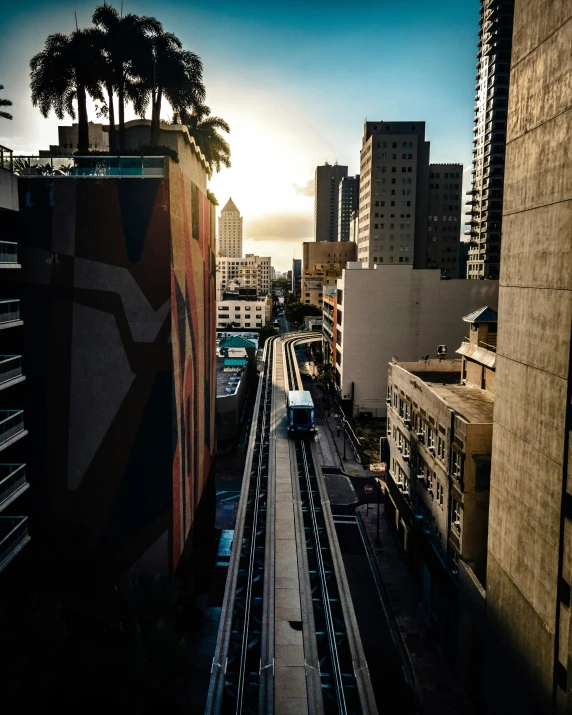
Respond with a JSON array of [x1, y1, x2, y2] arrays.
[[321, 410, 372, 477], [358, 502, 475, 715]]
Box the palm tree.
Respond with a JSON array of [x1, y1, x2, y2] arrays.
[[92, 5, 162, 152], [174, 104, 231, 177], [135, 30, 205, 147], [0, 85, 13, 120], [30, 30, 103, 153]]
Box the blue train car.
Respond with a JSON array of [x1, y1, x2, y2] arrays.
[[287, 390, 315, 435]]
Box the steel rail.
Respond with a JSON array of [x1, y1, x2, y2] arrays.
[[205, 336, 277, 715]]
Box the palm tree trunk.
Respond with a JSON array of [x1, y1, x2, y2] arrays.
[[118, 81, 126, 152], [151, 87, 162, 146], [77, 85, 89, 154], [107, 83, 116, 153]]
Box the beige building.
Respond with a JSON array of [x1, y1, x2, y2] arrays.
[[465, 0, 514, 280], [217, 197, 243, 258], [358, 121, 430, 268], [327, 265, 498, 416], [386, 307, 496, 684], [301, 241, 357, 307], [314, 163, 348, 242], [39, 122, 109, 156], [216, 295, 270, 330], [216, 254, 271, 299], [485, 2, 572, 712]]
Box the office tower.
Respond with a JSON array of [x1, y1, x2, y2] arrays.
[[10, 121, 216, 578], [0, 146, 30, 575], [217, 197, 243, 258], [291, 259, 302, 297], [358, 121, 430, 268], [465, 0, 514, 280], [486, 2, 572, 711], [314, 163, 348, 242], [216, 254, 271, 300], [338, 175, 360, 242], [424, 164, 463, 279]]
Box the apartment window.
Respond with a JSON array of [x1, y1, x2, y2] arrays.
[[437, 436, 445, 460], [452, 498, 461, 529], [436, 481, 444, 508], [387, 417, 392, 436], [393, 392, 398, 409], [427, 426, 435, 450], [452, 451, 463, 479]]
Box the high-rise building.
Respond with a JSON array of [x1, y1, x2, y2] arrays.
[[8, 122, 216, 579], [215, 254, 271, 300], [291, 259, 302, 297], [465, 0, 514, 280], [0, 146, 30, 575], [314, 163, 348, 242], [485, 2, 572, 711], [217, 197, 243, 258], [338, 175, 360, 242], [358, 122, 430, 268], [423, 164, 463, 279]]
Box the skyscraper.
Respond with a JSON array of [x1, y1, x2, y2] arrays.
[[485, 1, 572, 711], [314, 163, 348, 242], [423, 163, 463, 279], [217, 197, 243, 258], [358, 121, 430, 267], [338, 175, 360, 242], [465, 0, 514, 280]]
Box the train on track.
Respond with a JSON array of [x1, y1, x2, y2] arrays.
[[287, 390, 315, 435]]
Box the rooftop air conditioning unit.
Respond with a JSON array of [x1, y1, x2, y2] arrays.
[[437, 345, 447, 360]]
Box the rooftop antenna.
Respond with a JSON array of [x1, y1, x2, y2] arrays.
[[75, 11, 78, 30], [121, 0, 124, 18]]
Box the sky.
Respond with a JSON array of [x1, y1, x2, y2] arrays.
[[0, 0, 480, 272]]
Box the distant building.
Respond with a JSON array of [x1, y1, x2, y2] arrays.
[[338, 175, 360, 242], [270, 266, 276, 281], [301, 241, 357, 308], [217, 198, 243, 258], [465, 0, 514, 279], [386, 307, 496, 685], [216, 292, 271, 330], [314, 163, 348, 242], [326, 264, 498, 416], [39, 122, 109, 156], [292, 258, 302, 297], [358, 121, 430, 267], [422, 164, 463, 279], [216, 254, 271, 299]]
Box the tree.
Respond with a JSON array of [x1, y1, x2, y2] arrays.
[[284, 301, 321, 326], [174, 103, 230, 178], [259, 321, 279, 346], [0, 84, 13, 120], [30, 30, 104, 153], [92, 5, 162, 151]]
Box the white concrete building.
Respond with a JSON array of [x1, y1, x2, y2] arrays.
[[216, 254, 271, 299], [327, 265, 498, 416], [216, 296, 270, 330], [217, 197, 243, 258]]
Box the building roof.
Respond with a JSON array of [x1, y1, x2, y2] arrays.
[[221, 197, 240, 213], [224, 357, 248, 367], [462, 306, 498, 324], [219, 336, 256, 349]]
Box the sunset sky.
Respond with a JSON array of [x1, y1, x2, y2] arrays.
[[0, 0, 479, 271]]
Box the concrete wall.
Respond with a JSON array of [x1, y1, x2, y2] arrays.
[[0, 168, 18, 212], [337, 266, 498, 416], [302, 241, 357, 271], [486, 2, 572, 711]]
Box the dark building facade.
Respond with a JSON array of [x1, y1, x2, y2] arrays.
[[314, 163, 348, 242], [7, 126, 216, 580], [466, 0, 515, 279], [424, 163, 463, 279], [337, 175, 360, 242]]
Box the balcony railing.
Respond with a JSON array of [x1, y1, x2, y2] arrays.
[[0, 516, 30, 572], [0, 410, 25, 449], [12, 155, 165, 179], [0, 241, 18, 265], [0, 355, 23, 386], [0, 464, 27, 510], [0, 300, 21, 327]]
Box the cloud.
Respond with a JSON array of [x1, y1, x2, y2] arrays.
[[247, 213, 313, 242], [292, 179, 314, 197]]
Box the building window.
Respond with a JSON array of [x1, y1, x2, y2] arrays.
[[452, 451, 463, 479], [452, 498, 461, 530], [436, 481, 444, 508], [437, 436, 445, 461]]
